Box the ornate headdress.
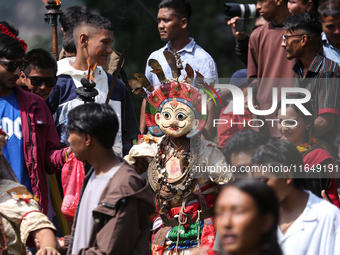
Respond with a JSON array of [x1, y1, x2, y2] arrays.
[[145, 81, 207, 138], [128, 51, 214, 138]]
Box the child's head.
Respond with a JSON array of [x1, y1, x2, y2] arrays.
[[21, 49, 57, 100], [73, 13, 113, 67], [67, 103, 119, 160]]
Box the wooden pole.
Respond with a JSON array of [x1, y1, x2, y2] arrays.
[[52, 25, 59, 60]]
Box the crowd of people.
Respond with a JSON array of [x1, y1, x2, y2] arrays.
[[0, 0, 340, 255]]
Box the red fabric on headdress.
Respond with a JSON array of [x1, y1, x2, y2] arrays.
[[0, 24, 27, 52]]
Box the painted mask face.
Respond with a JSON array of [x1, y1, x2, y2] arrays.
[[155, 100, 199, 137]]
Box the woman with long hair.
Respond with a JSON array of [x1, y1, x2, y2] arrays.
[[214, 178, 282, 255], [277, 93, 339, 207]]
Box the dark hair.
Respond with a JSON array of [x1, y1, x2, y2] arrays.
[[23, 48, 57, 75], [251, 138, 306, 189], [75, 13, 113, 32], [67, 103, 119, 149], [223, 129, 268, 164], [217, 179, 282, 255], [318, 0, 340, 19], [0, 21, 19, 37], [159, 0, 192, 22], [277, 93, 314, 143], [62, 30, 77, 55], [60, 6, 91, 32], [284, 11, 322, 37], [0, 33, 25, 60]]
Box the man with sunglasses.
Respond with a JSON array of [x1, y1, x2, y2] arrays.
[[282, 12, 340, 154], [20, 48, 57, 100], [0, 33, 68, 216]]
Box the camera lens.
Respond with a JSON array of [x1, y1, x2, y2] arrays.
[[224, 3, 259, 18]]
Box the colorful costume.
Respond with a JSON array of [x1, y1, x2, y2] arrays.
[[125, 80, 231, 254], [0, 179, 56, 255]]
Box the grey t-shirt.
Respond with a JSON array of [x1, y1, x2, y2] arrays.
[[71, 164, 121, 254]]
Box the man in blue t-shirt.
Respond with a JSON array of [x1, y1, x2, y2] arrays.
[[0, 93, 31, 191], [0, 33, 67, 214]]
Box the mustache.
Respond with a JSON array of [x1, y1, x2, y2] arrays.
[[161, 124, 186, 128]]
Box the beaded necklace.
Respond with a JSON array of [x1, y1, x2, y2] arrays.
[[154, 135, 200, 204]]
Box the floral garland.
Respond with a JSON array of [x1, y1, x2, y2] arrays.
[[296, 136, 317, 153], [0, 24, 27, 52]]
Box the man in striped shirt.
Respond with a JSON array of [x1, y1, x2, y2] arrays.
[[282, 12, 340, 155]]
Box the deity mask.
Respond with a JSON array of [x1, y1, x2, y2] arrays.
[[145, 82, 207, 138]]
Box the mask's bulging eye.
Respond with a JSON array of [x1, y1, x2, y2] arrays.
[[176, 112, 187, 121], [163, 112, 171, 120]]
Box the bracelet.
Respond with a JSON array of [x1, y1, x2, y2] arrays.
[[38, 247, 58, 253]]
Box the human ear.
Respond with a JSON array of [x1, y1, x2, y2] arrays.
[[84, 134, 92, 147], [285, 176, 294, 186], [181, 17, 188, 29], [307, 0, 313, 11], [283, 171, 293, 186], [79, 33, 89, 48], [275, 0, 282, 6], [20, 71, 27, 85], [301, 35, 309, 46]]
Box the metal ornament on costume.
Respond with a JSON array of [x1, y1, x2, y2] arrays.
[[145, 81, 207, 138]]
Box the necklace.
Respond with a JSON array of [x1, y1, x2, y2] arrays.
[[296, 136, 317, 153], [152, 135, 202, 214], [155, 135, 199, 200]]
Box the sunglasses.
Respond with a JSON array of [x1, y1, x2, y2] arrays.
[[282, 34, 306, 44], [24, 73, 57, 88], [0, 59, 27, 72]]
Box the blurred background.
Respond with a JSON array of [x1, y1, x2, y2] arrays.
[[0, 0, 257, 119]]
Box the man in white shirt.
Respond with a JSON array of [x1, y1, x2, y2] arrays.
[[139, 0, 218, 137], [251, 138, 340, 255]]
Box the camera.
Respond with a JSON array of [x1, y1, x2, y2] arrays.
[[224, 3, 260, 18]]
